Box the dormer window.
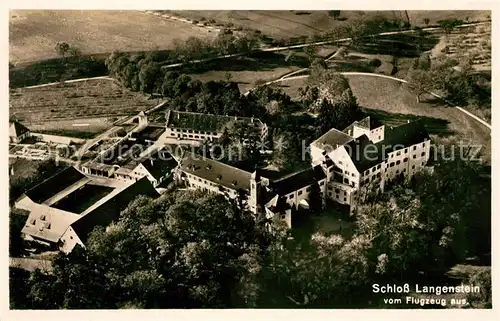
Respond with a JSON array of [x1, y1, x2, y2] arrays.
[[44, 222, 51, 229], [29, 218, 36, 225], [232, 180, 237, 186], [217, 175, 222, 180], [40, 215, 46, 221]]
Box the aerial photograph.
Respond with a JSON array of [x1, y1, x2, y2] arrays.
[[8, 9, 491, 309]]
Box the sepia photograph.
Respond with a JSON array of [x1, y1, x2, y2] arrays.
[[6, 4, 493, 313]]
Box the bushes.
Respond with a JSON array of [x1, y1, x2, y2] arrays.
[[369, 58, 382, 67]]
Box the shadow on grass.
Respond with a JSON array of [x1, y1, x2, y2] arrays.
[[353, 33, 440, 58], [329, 60, 375, 73], [181, 51, 311, 75], [364, 108, 454, 137]]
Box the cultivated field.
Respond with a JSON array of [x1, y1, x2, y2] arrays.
[[9, 79, 155, 136], [9, 10, 216, 64], [430, 22, 491, 71], [166, 10, 490, 40]]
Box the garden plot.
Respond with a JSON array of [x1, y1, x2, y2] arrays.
[[430, 23, 491, 71], [9, 79, 154, 136]]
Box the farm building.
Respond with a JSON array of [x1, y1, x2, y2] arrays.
[[9, 121, 31, 143], [16, 166, 159, 253]]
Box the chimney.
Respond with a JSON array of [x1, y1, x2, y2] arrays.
[[150, 158, 154, 167], [177, 113, 180, 120], [407, 120, 410, 123], [251, 117, 254, 123]]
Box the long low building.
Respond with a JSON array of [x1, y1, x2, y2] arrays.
[[164, 110, 268, 142], [16, 166, 160, 253]]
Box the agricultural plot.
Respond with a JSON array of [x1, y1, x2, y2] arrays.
[[9, 10, 216, 64], [9, 79, 155, 136], [165, 10, 489, 41], [430, 23, 491, 71]]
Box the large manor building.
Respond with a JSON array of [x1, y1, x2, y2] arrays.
[[14, 112, 431, 253]]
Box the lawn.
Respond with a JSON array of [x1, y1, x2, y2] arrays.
[[9, 79, 154, 136], [9, 10, 216, 64], [9, 159, 45, 181]]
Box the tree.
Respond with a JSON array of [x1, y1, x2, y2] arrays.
[[18, 191, 272, 309], [423, 18, 430, 26], [303, 44, 318, 62], [407, 68, 432, 103], [413, 52, 431, 71], [55, 42, 70, 58], [10, 208, 28, 257], [438, 19, 463, 37], [328, 10, 341, 20]]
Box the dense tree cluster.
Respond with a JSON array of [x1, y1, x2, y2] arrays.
[[408, 54, 491, 109]]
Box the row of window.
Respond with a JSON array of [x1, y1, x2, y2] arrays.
[[171, 128, 218, 136], [287, 181, 325, 200], [171, 133, 210, 140]]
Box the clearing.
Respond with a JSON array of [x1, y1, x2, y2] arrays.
[[9, 10, 216, 64], [165, 10, 489, 41], [9, 78, 156, 137]]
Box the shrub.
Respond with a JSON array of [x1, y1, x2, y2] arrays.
[[369, 58, 382, 67], [209, 19, 216, 24], [254, 79, 266, 86], [200, 17, 206, 21], [193, 20, 199, 24]]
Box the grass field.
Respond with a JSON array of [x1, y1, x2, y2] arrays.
[[9, 159, 45, 181], [429, 22, 491, 71], [274, 75, 491, 163], [9, 79, 154, 135], [185, 47, 339, 93], [167, 10, 490, 40], [9, 10, 216, 64]]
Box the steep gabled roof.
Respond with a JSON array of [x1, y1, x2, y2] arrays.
[[356, 116, 384, 130], [70, 177, 160, 242], [269, 165, 326, 196], [383, 120, 430, 148], [344, 121, 430, 172], [21, 204, 81, 243], [343, 134, 380, 173], [141, 150, 178, 180], [9, 121, 30, 138]]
